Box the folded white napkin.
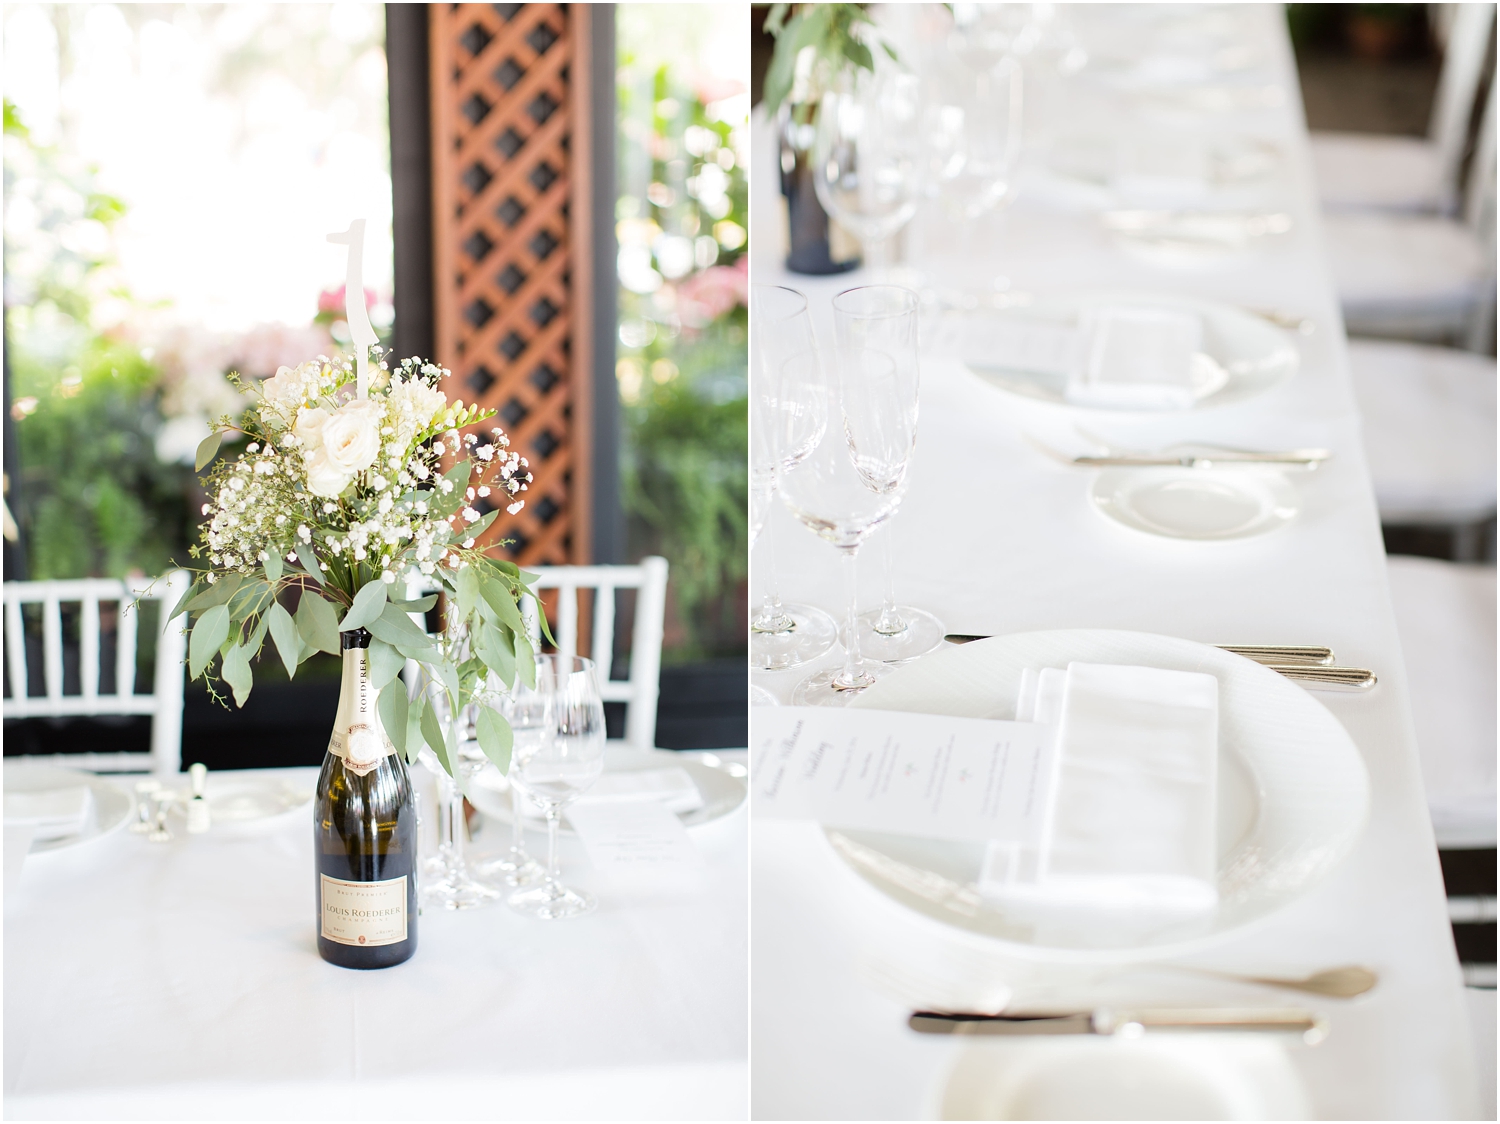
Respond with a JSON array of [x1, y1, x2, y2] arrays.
[[1066, 306, 1208, 410], [986, 662, 1219, 917], [4, 786, 94, 841]]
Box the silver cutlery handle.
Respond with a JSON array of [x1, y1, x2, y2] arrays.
[[1267, 665, 1377, 691], [910, 1007, 1329, 1042]]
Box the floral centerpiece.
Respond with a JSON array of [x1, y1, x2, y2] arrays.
[[169, 348, 539, 776]]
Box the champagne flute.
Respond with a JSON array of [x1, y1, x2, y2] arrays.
[[812, 62, 923, 278], [750, 284, 838, 670], [779, 349, 903, 706], [469, 672, 545, 889], [832, 285, 944, 663], [418, 688, 500, 910], [507, 655, 607, 920]]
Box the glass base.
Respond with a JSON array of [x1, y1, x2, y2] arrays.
[[422, 855, 502, 910], [790, 660, 897, 707], [473, 848, 543, 888], [847, 605, 947, 664], [751, 602, 838, 671], [750, 684, 779, 707], [508, 880, 596, 920]]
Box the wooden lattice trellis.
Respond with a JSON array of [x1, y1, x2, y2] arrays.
[[430, 3, 598, 565]]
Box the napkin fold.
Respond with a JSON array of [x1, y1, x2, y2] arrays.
[[986, 662, 1219, 917], [4, 786, 94, 841], [1066, 306, 1205, 410]]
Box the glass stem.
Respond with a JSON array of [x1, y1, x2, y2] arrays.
[[509, 781, 526, 857], [545, 806, 561, 893], [834, 547, 868, 690], [436, 770, 458, 869], [751, 513, 793, 633], [875, 523, 908, 636], [448, 781, 467, 868]]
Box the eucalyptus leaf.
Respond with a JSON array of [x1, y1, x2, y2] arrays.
[[378, 678, 409, 757], [515, 631, 536, 689], [475, 623, 516, 689], [389, 593, 438, 614], [419, 699, 451, 776], [228, 579, 273, 621], [185, 572, 243, 612], [189, 604, 230, 680], [368, 602, 437, 658], [295, 592, 341, 656], [194, 430, 222, 472], [166, 579, 203, 623], [404, 694, 426, 765], [366, 638, 406, 690], [456, 563, 480, 620], [338, 580, 388, 632], [457, 509, 498, 542], [267, 602, 300, 680], [475, 707, 513, 775], [221, 641, 254, 706], [263, 551, 283, 583], [479, 577, 526, 635], [248, 611, 271, 653], [294, 542, 325, 584]]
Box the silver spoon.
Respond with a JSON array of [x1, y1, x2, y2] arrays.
[[1176, 964, 1378, 998]]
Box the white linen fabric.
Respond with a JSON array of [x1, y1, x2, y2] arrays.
[[749, 5, 1481, 1119], [1347, 337, 1497, 523], [1067, 306, 1204, 409], [4, 762, 747, 1120]]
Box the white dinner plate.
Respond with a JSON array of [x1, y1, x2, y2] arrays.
[[1090, 467, 1300, 540], [937, 1034, 1311, 1120], [842, 630, 1370, 960], [173, 776, 313, 835], [467, 749, 747, 834], [950, 291, 1298, 412], [3, 762, 132, 853]]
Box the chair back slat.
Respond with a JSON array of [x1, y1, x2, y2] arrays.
[[116, 594, 140, 698], [5, 597, 29, 704], [42, 596, 64, 702], [1430, 3, 1497, 186], [591, 584, 616, 679], [555, 581, 578, 657], [80, 596, 100, 703]]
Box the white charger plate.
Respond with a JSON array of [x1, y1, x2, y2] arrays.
[[1091, 467, 1300, 540], [179, 776, 312, 835], [466, 749, 747, 834], [842, 630, 1370, 961], [3, 762, 132, 853], [953, 291, 1298, 412]]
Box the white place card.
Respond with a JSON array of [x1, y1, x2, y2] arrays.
[[751, 707, 1056, 846], [568, 801, 705, 885]]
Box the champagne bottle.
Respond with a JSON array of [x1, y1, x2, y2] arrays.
[[314, 627, 418, 969]]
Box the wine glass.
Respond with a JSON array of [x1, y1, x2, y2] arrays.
[[832, 285, 944, 664], [750, 284, 838, 670], [507, 655, 607, 921], [778, 348, 903, 706], [418, 687, 501, 910], [812, 61, 923, 277], [469, 671, 545, 889]]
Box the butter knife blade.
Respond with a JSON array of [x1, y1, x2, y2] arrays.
[[911, 1007, 1328, 1042], [1072, 452, 1329, 468]]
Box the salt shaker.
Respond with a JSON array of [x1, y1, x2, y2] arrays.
[[130, 779, 161, 834], [186, 763, 211, 835], [148, 791, 174, 843]]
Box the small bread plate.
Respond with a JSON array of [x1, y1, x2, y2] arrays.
[[183, 776, 313, 836], [467, 748, 747, 834], [841, 630, 1370, 962], [3, 761, 132, 854], [1091, 466, 1300, 540]]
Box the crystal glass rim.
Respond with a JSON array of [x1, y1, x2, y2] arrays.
[[832, 284, 920, 320], [752, 283, 811, 325]]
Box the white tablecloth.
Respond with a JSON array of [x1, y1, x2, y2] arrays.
[[4, 759, 747, 1120], [750, 6, 1481, 1119]]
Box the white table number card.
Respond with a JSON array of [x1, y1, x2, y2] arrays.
[[568, 801, 706, 888], [752, 707, 1057, 847]]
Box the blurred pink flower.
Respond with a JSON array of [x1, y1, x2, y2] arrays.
[[676, 258, 747, 329], [693, 73, 746, 106], [317, 284, 378, 318]]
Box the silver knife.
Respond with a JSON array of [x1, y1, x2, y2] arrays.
[[1072, 451, 1329, 469], [910, 1007, 1328, 1043]]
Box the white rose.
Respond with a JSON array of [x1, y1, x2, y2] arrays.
[[262, 364, 311, 411], [320, 399, 383, 474], [304, 448, 352, 498], [294, 405, 331, 451]]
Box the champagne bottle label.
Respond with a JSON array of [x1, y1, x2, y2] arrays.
[[319, 874, 407, 947], [327, 647, 396, 776]]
